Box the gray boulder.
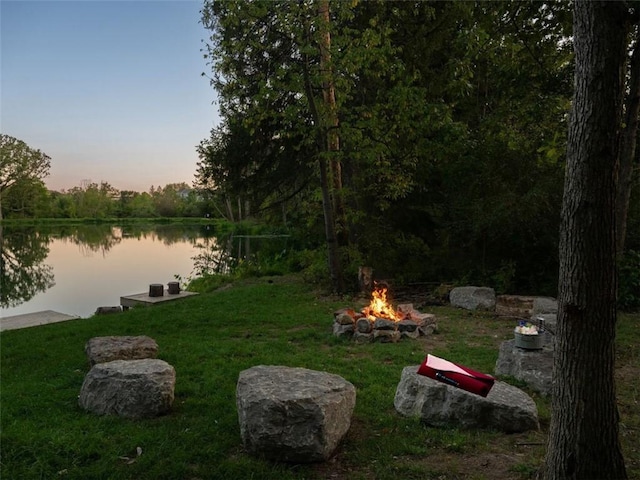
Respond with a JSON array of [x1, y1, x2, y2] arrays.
[[394, 366, 538, 433], [495, 295, 536, 317], [449, 286, 496, 311], [236, 365, 356, 463], [85, 335, 158, 366], [79, 359, 175, 419], [495, 339, 554, 396], [532, 297, 558, 315]]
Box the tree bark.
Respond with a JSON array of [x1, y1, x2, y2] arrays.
[[317, 0, 345, 292], [301, 1, 344, 293], [317, 0, 347, 248], [543, 2, 629, 479], [616, 22, 640, 256]]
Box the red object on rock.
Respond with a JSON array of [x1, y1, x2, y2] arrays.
[[417, 354, 495, 397]]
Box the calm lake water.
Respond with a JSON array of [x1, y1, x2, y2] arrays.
[[0, 223, 280, 319]]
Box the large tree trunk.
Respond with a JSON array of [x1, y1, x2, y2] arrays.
[[319, 155, 344, 293], [317, 0, 345, 292], [542, 2, 629, 479], [317, 0, 347, 248], [616, 23, 640, 256], [301, 1, 344, 293]]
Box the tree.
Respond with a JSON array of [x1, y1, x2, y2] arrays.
[[200, 1, 470, 290], [67, 182, 117, 219], [0, 134, 51, 221], [616, 20, 640, 255], [542, 1, 631, 478], [1, 178, 51, 218], [201, 0, 349, 291]]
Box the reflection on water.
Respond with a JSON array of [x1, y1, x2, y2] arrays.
[[1, 226, 55, 308], [0, 224, 287, 319]]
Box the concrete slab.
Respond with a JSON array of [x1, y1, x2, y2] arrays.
[[1, 310, 80, 332], [120, 290, 198, 310]]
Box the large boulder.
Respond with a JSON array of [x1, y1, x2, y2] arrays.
[[394, 366, 539, 433], [449, 286, 496, 311], [79, 359, 175, 419], [495, 339, 554, 396], [495, 295, 536, 317], [236, 365, 356, 463], [85, 335, 158, 366], [532, 297, 558, 315]]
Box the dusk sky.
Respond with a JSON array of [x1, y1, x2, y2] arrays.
[[1, 0, 219, 192]]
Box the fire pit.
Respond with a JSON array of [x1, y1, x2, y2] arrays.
[[333, 285, 437, 343]]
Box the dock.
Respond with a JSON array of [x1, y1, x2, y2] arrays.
[[120, 290, 198, 310], [1, 310, 79, 332]]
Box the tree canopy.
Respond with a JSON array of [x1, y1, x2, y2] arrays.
[[197, 0, 593, 294], [0, 134, 51, 221]]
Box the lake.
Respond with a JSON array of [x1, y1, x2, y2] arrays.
[[0, 223, 285, 319]]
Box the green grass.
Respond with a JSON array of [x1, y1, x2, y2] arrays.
[[2, 276, 638, 479]]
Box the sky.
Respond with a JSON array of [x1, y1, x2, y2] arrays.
[[1, 0, 219, 192]]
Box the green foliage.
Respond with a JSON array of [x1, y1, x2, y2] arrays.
[[0, 178, 51, 218], [0, 134, 51, 220], [196, 1, 580, 296], [23, 182, 210, 220]]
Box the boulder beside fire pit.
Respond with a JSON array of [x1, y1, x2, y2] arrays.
[[236, 365, 356, 463], [333, 303, 437, 343], [394, 366, 539, 433]]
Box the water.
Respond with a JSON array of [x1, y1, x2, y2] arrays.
[[0, 223, 244, 319]]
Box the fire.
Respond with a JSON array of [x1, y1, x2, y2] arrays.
[[362, 285, 402, 321]]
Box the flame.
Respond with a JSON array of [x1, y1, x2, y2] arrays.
[[363, 285, 402, 321]]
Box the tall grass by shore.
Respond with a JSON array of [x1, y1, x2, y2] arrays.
[[2, 275, 638, 479]]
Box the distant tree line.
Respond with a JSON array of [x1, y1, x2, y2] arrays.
[[0, 174, 212, 220]]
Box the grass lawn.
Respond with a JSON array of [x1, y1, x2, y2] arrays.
[[2, 275, 638, 479]]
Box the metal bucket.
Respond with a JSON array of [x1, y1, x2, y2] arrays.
[[514, 332, 544, 350]]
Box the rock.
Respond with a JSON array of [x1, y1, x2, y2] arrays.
[[398, 304, 436, 324], [411, 312, 436, 325], [449, 286, 496, 311], [397, 319, 418, 333], [397, 303, 416, 315], [495, 339, 554, 396], [236, 365, 356, 463], [94, 306, 122, 315], [373, 318, 396, 330], [85, 335, 159, 366], [373, 329, 401, 343], [333, 322, 354, 337], [335, 313, 355, 325], [353, 332, 374, 343], [79, 359, 175, 419], [355, 318, 373, 333], [394, 366, 539, 433], [495, 295, 536, 317], [333, 308, 356, 318], [400, 329, 420, 340], [532, 297, 558, 315], [419, 323, 437, 336]]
